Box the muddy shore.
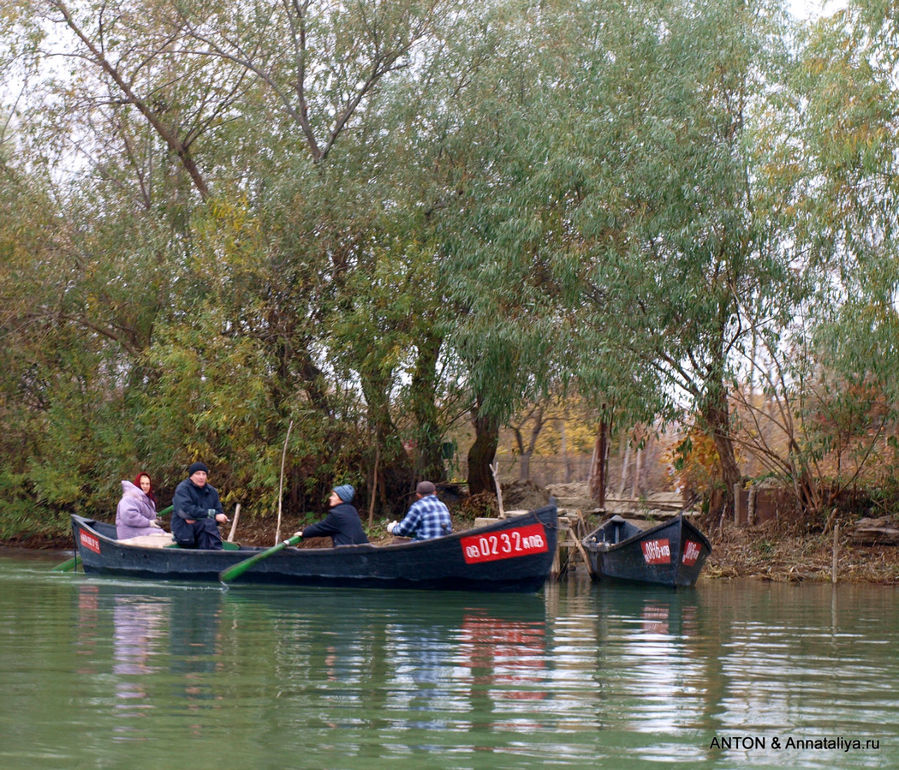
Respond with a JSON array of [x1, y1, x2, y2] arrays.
[[701, 519, 899, 584]]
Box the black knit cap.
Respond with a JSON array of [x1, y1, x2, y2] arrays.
[[188, 461, 209, 475]]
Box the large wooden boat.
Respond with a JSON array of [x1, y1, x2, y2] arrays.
[[581, 514, 711, 587], [68, 505, 559, 593]]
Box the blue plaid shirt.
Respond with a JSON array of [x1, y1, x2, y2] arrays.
[[394, 494, 452, 540]]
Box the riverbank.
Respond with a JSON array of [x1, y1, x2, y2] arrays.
[[701, 518, 899, 585], [8, 511, 898, 584]]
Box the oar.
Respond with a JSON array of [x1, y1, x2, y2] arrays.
[[219, 533, 302, 584], [52, 554, 79, 572], [51, 504, 174, 572]]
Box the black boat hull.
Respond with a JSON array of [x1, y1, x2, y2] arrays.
[[582, 514, 711, 587], [70, 506, 559, 593]]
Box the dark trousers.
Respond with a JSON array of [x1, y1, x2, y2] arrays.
[[172, 517, 223, 550]]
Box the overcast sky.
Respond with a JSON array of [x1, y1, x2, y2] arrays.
[[789, 0, 846, 20]]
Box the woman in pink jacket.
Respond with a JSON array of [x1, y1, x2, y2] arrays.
[[116, 472, 164, 540]]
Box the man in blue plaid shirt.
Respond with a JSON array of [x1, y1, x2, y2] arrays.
[[387, 481, 452, 540]]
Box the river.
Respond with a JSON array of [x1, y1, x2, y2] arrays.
[[0, 550, 895, 769]]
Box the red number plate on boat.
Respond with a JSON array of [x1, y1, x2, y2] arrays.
[[682, 540, 703, 566], [641, 538, 671, 564], [461, 524, 549, 564], [79, 531, 101, 554]]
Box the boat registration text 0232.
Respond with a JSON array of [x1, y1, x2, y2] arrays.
[[461, 524, 548, 565]]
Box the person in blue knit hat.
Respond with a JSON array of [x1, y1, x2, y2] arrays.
[[295, 484, 369, 547]]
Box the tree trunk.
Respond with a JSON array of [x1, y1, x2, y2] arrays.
[[409, 332, 446, 481], [788, 451, 822, 517], [632, 447, 642, 498], [560, 418, 572, 483], [702, 387, 741, 515], [618, 438, 631, 496], [467, 409, 499, 495], [53, 2, 211, 201], [296, 349, 333, 417], [360, 367, 413, 510], [519, 451, 532, 482], [588, 419, 609, 508]]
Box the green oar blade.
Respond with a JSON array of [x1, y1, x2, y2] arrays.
[[52, 555, 79, 572], [219, 534, 301, 583]]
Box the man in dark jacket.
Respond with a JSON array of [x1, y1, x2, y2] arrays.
[[296, 484, 369, 547], [172, 461, 228, 549]]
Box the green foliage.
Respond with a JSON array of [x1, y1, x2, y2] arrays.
[[2, 0, 899, 536], [754, 540, 775, 557]]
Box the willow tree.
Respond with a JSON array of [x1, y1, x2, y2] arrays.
[[0, 0, 254, 518], [774, 0, 899, 514], [425, 0, 807, 512], [534, 0, 798, 514], [387, 0, 588, 495], [705, 0, 899, 519], [163, 0, 471, 508]]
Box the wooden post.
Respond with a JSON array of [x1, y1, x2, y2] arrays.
[[733, 482, 742, 525], [832, 522, 839, 584], [550, 517, 570, 578], [631, 448, 641, 499], [573, 533, 594, 577], [618, 439, 630, 495], [489, 461, 505, 517]]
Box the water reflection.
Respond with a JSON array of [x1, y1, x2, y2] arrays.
[[697, 581, 897, 764], [111, 593, 164, 732], [74, 582, 101, 669], [6, 564, 886, 768], [113, 596, 164, 677], [226, 588, 549, 727], [390, 621, 452, 731], [168, 589, 225, 727], [74, 581, 227, 736], [458, 612, 547, 701]]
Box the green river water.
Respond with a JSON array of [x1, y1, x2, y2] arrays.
[[0, 550, 896, 769]]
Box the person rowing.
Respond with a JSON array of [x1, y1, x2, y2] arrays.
[[294, 484, 369, 546]]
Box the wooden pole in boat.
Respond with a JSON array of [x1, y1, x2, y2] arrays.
[[274, 420, 294, 545], [228, 503, 241, 542]]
